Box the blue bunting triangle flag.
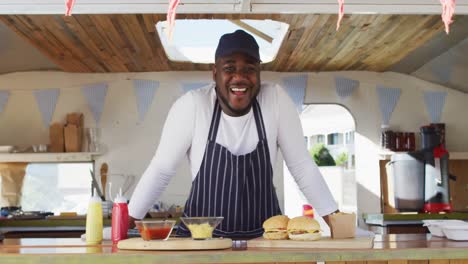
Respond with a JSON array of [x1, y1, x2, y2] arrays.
[[376, 85, 401, 125], [423, 91, 447, 123], [133, 79, 159, 122], [34, 89, 60, 127], [81, 83, 108, 124], [0, 90, 10, 114], [335, 76, 359, 99], [282, 74, 308, 112]]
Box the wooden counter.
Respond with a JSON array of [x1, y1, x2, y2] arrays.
[[1, 234, 468, 263]]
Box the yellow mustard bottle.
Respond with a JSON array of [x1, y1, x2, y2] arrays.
[[86, 192, 103, 244]]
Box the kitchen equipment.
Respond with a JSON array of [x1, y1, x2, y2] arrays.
[[86, 127, 101, 152], [248, 236, 374, 249], [420, 125, 452, 213], [386, 152, 425, 211], [180, 217, 224, 240], [117, 237, 232, 250], [89, 170, 105, 201], [100, 163, 108, 199]]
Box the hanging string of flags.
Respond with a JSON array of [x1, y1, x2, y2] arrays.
[[0, 77, 451, 128], [62, 1, 456, 35], [0, 79, 210, 127]]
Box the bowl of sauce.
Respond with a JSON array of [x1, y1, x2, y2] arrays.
[[135, 220, 176, 240]]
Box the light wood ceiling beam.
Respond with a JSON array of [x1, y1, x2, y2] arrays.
[[229, 19, 273, 43]]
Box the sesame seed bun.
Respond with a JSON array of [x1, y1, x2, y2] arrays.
[[287, 216, 321, 241], [262, 215, 289, 240]]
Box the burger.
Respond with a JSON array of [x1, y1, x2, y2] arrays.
[[262, 215, 289, 240], [287, 216, 321, 241]]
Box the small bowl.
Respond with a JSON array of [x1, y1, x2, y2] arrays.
[[180, 217, 224, 240], [135, 220, 176, 241], [442, 224, 468, 241], [423, 220, 468, 237]]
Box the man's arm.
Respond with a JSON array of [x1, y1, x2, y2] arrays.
[[275, 84, 339, 218]]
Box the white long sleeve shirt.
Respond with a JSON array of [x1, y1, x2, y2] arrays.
[[129, 82, 338, 219]]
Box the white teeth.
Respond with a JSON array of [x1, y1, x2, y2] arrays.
[[231, 87, 247, 92]]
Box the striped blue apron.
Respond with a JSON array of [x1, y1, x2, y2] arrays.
[[177, 99, 282, 238]]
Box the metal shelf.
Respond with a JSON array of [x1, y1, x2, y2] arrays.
[[0, 152, 101, 163]]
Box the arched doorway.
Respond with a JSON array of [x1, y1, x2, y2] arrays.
[[283, 104, 356, 235]]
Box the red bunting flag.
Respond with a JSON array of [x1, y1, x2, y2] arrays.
[[440, 0, 456, 34], [65, 0, 76, 16], [336, 0, 345, 31], [303, 204, 314, 218], [167, 0, 181, 40]]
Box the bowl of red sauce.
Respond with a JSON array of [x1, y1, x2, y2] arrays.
[[135, 220, 176, 241]]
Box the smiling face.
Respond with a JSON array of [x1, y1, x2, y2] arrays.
[[213, 52, 261, 117]]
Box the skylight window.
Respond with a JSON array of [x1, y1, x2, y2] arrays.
[[156, 19, 289, 63]]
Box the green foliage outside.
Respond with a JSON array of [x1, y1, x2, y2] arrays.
[[309, 143, 336, 166], [335, 152, 348, 166]]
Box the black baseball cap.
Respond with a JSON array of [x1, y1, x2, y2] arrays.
[[215, 30, 261, 62]]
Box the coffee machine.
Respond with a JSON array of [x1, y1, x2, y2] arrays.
[[420, 125, 452, 213]]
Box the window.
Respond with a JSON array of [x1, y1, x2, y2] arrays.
[[345, 131, 355, 145], [155, 19, 289, 63], [327, 133, 343, 145], [21, 163, 93, 214]]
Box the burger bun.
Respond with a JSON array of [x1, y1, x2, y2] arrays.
[[288, 231, 321, 241], [262, 215, 289, 240], [287, 216, 321, 241]]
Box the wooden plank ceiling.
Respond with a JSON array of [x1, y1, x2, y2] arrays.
[[0, 14, 445, 73]]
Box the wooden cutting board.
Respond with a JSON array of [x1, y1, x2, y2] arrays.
[[117, 237, 233, 251], [248, 236, 374, 249]]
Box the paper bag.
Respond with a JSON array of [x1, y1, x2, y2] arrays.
[[64, 124, 83, 152], [0, 163, 27, 207], [329, 212, 356, 239], [49, 122, 65, 152]]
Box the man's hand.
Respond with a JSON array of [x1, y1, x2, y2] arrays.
[[129, 215, 138, 229], [322, 210, 340, 227]]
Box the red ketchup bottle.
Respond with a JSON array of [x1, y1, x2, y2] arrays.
[[111, 189, 129, 244]]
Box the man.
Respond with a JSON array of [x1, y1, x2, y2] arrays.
[[128, 29, 338, 238]]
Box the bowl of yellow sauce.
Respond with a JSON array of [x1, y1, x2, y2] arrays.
[[180, 217, 224, 240]]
